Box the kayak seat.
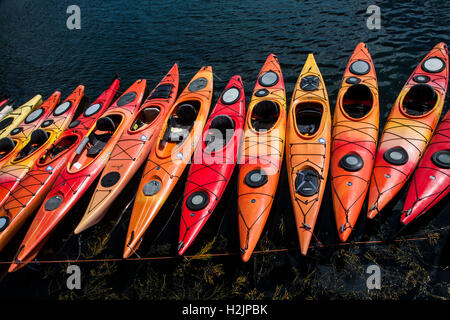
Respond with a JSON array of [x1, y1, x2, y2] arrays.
[[0, 137, 15, 159], [296, 104, 323, 135], [205, 115, 235, 152], [96, 116, 116, 132], [15, 129, 49, 161], [162, 103, 198, 143], [251, 100, 279, 131], [342, 84, 373, 119], [403, 84, 437, 116], [132, 107, 160, 131], [86, 117, 116, 157]]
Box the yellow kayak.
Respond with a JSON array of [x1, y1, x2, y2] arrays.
[[0, 95, 43, 139]]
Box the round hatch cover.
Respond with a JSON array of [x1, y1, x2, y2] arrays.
[[422, 57, 446, 73], [300, 75, 320, 91], [383, 147, 409, 165], [188, 78, 208, 92], [244, 169, 268, 188], [186, 190, 210, 211], [221, 87, 241, 105], [54, 101, 72, 116], [431, 150, 450, 169], [143, 180, 162, 196], [295, 169, 319, 197], [349, 60, 371, 75], [339, 153, 364, 172], [258, 71, 279, 87]]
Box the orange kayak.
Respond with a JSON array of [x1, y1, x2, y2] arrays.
[[331, 43, 379, 241], [0, 86, 85, 251], [238, 54, 286, 262], [286, 53, 331, 256], [75, 65, 179, 233], [124, 66, 213, 259], [0, 95, 52, 170], [367, 42, 448, 219]]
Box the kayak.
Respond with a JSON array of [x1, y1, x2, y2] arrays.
[[238, 54, 286, 262], [6, 78, 120, 272], [124, 66, 213, 259], [75, 65, 179, 233], [19, 79, 146, 246], [0, 104, 14, 122], [0, 97, 9, 112], [286, 53, 331, 255], [401, 110, 450, 226], [179, 75, 245, 255], [0, 94, 50, 170], [0, 95, 43, 139], [331, 43, 379, 241], [0, 85, 85, 251], [0, 97, 12, 121], [367, 42, 449, 219]]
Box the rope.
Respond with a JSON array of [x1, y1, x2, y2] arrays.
[[1, 231, 446, 266]]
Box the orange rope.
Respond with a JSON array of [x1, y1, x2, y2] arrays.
[[0, 235, 435, 265]]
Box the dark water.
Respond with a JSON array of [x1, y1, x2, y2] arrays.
[[0, 0, 449, 300]]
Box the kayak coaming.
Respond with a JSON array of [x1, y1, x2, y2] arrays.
[[76, 65, 180, 233], [401, 110, 450, 225], [238, 54, 286, 262], [0, 95, 43, 139], [124, 66, 213, 259], [367, 42, 448, 219], [286, 53, 331, 255], [0, 94, 55, 170], [0, 85, 85, 251], [4, 79, 120, 272], [331, 43, 379, 241], [178, 75, 245, 255]]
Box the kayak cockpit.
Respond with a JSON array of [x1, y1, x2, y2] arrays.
[[204, 115, 235, 152], [69, 115, 122, 172], [130, 106, 160, 131], [13, 129, 50, 162], [342, 84, 373, 119], [0, 137, 16, 159], [159, 101, 199, 153], [402, 84, 437, 116], [38, 135, 79, 165], [251, 100, 280, 131], [295, 102, 323, 136]]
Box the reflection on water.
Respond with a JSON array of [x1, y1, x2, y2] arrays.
[[0, 0, 449, 299]]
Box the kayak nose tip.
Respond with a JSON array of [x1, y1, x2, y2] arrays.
[[240, 249, 251, 263], [338, 229, 351, 242], [8, 262, 22, 273], [123, 248, 132, 259]]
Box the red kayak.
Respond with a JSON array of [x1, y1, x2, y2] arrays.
[[178, 75, 245, 255], [1, 79, 119, 268], [401, 110, 450, 225], [6, 79, 146, 271], [0, 97, 9, 111]]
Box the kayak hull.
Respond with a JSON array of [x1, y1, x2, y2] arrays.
[[331, 43, 379, 241], [178, 75, 245, 255], [124, 66, 213, 259], [238, 54, 286, 262], [367, 42, 448, 219], [401, 111, 450, 225], [286, 53, 331, 255]]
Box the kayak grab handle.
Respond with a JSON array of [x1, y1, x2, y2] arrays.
[[75, 137, 89, 155]]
